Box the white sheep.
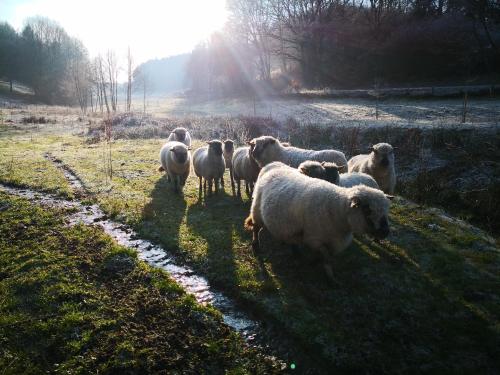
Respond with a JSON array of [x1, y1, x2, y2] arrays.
[[249, 136, 347, 169], [298, 161, 379, 189], [192, 140, 226, 196], [245, 162, 391, 280], [167, 127, 192, 148], [159, 141, 191, 193], [232, 145, 261, 198], [348, 143, 396, 194], [221, 139, 235, 192]]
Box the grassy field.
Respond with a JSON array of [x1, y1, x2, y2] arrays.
[[1, 111, 499, 373], [0, 192, 279, 374]]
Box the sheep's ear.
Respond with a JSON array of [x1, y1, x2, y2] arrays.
[[350, 197, 361, 208], [187, 147, 192, 150], [207, 141, 212, 145], [246, 140, 255, 146], [298, 166, 307, 174], [269, 138, 276, 144], [368, 145, 375, 153], [338, 165, 347, 173], [385, 194, 395, 200], [320, 161, 326, 166], [170, 148, 175, 152]]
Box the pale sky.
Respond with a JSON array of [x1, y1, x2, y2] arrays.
[[0, 0, 228, 65]]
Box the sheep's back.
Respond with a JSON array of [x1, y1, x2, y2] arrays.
[[233, 147, 259, 182], [339, 172, 379, 189], [348, 153, 369, 172]]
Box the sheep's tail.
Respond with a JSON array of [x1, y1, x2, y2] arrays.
[[158, 165, 165, 172], [244, 216, 254, 231]]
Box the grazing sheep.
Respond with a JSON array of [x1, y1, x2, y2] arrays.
[[249, 136, 347, 169], [232, 145, 261, 197], [221, 139, 235, 192], [159, 141, 191, 193], [192, 140, 226, 196], [245, 162, 391, 280], [348, 143, 396, 194], [167, 127, 192, 148], [299, 161, 379, 189]]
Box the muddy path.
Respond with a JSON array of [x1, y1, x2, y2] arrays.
[[0, 154, 326, 373]]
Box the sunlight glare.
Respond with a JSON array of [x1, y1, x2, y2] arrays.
[[3, 0, 228, 64]]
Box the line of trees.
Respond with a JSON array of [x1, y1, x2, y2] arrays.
[[186, 0, 500, 95], [0, 17, 151, 113]]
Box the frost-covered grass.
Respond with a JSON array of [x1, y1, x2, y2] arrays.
[[1, 105, 499, 372], [144, 95, 500, 127]]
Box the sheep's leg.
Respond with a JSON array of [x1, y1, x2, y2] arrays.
[[318, 246, 340, 285], [203, 178, 207, 197], [245, 181, 251, 198], [174, 175, 179, 193], [208, 179, 213, 195], [229, 168, 235, 196], [221, 176, 225, 189], [198, 177, 202, 196], [236, 179, 241, 197], [249, 182, 254, 197], [251, 225, 261, 251], [166, 174, 171, 182], [215, 177, 219, 194]]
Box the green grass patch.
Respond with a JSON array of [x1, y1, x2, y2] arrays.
[[0, 193, 279, 373]]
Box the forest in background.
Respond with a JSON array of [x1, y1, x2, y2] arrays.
[[187, 0, 500, 95], [1, 1, 500, 106]]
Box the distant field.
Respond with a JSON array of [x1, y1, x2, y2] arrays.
[[142, 95, 500, 127]]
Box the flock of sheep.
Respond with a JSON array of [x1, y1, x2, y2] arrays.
[[159, 127, 396, 280]]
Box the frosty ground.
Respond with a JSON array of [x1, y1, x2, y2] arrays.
[[0, 95, 499, 373]]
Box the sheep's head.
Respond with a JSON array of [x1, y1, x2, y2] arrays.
[[248, 136, 279, 166], [223, 139, 234, 154], [298, 161, 341, 184], [172, 127, 188, 142], [170, 145, 189, 164], [369, 143, 395, 168], [207, 140, 223, 156], [347, 186, 393, 239]]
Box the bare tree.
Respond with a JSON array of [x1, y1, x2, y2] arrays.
[[106, 50, 118, 112], [126, 47, 133, 112]]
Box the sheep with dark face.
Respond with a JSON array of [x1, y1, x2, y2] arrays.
[[221, 139, 235, 192], [299, 161, 379, 189], [167, 127, 192, 148], [232, 144, 261, 198], [249, 136, 347, 169], [298, 161, 341, 184], [245, 162, 392, 280], [159, 141, 191, 193], [192, 140, 226, 196], [348, 143, 396, 194]]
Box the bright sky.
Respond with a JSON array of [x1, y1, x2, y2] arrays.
[[0, 0, 228, 65]]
